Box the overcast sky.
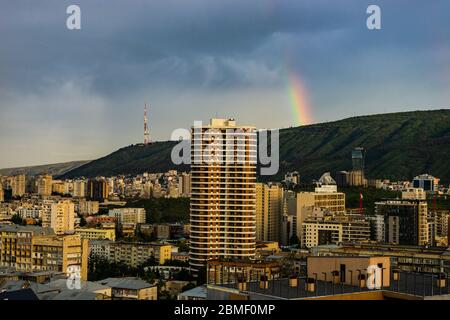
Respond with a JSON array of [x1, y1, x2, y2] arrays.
[[1, 0, 450, 168]]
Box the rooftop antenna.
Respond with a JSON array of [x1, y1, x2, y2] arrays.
[[144, 103, 151, 145]]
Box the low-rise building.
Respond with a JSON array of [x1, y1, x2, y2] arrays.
[[89, 240, 172, 267], [96, 277, 157, 300], [177, 285, 207, 300], [75, 227, 116, 241]]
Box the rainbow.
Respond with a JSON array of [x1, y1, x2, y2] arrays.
[[287, 72, 313, 126]]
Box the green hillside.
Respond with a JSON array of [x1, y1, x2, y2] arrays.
[[0, 160, 90, 177], [61, 110, 450, 183]]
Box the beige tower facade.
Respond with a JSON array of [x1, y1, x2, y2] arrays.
[[37, 174, 53, 196], [189, 118, 257, 272], [49, 200, 75, 235], [255, 183, 284, 243], [296, 185, 345, 215], [11, 174, 26, 197]]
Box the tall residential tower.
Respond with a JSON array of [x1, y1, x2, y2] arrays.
[[189, 118, 257, 272]]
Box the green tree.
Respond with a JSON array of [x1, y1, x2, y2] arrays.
[[181, 282, 197, 292], [289, 234, 300, 246], [11, 214, 25, 225], [174, 269, 193, 281], [177, 240, 190, 253]]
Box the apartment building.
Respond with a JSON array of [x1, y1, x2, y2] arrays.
[[375, 199, 429, 246], [17, 205, 42, 219], [87, 179, 109, 201], [312, 243, 450, 274], [189, 118, 257, 272], [109, 208, 146, 224], [179, 172, 191, 197], [74, 199, 99, 216], [52, 181, 69, 195], [255, 183, 284, 242], [96, 277, 157, 300], [296, 184, 345, 215], [301, 213, 370, 248], [75, 228, 116, 241], [0, 225, 88, 280], [89, 240, 172, 267], [36, 175, 53, 197], [72, 180, 86, 198], [154, 224, 170, 240], [49, 200, 75, 235], [412, 174, 440, 192], [428, 209, 449, 239], [11, 174, 26, 197]]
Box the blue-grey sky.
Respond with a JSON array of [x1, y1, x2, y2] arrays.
[[1, 0, 450, 168]]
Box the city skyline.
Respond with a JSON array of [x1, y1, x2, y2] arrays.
[[1, 1, 450, 168]]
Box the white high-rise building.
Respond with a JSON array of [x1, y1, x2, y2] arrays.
[[189, 118, 257, 272]]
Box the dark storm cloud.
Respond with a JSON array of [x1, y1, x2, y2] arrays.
[[1, 0, 450, 167], [0, 0, 363, 95]]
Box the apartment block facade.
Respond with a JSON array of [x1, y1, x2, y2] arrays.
[[189, 118, 257, 271], [109, 208, 146, 224], [375, 199, 429, 246], [301, 214, 370, 248], [0, 225, 88, 280], [75, 228, 116, 241], [255, 183, 284, 243], [89, 240, 172, 267], [296, 185, 345, 215]]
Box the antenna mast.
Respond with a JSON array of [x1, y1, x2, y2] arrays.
[[144, 103, 151, 144]]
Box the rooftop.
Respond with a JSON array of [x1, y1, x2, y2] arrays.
[[210, 271, 450, 300], [0, 225, 55, 236], [178, 285, 207, 299], [96, 277, 154, 290]]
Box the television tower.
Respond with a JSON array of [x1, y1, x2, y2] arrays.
[[144, 103, 151, 144]]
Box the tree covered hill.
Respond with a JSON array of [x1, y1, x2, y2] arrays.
[[61, 109, 450, 183]]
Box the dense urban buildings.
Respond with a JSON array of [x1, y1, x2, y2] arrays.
[[0, 148, 448, 301]]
